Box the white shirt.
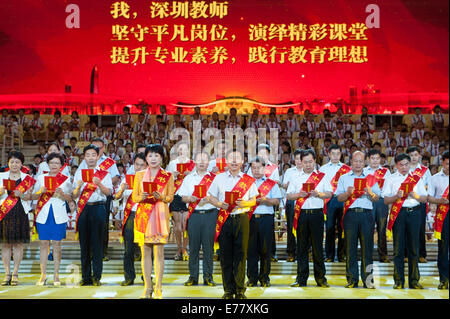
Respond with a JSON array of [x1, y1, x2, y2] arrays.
[[319, 161, 347, 193], [252, 177, 282, 215], [73, 166, 113, 203], [381, 172, 427, 208], [208, 171, 259, 215], [33, 173, 72, 224], [286, 169, 332, 209], [77, 154, 120, 179], [428, 169, 449, 199], [282, 166, 302, 188], [0, 171, 32, 213], [176, 170, 216, 210]]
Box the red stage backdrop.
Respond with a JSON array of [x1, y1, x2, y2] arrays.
[[0, 0, 448, 114]]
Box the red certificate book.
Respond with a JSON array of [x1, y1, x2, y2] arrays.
[[195, 184, 206, 198], [3, 179, 16, 191], [302, 183, 315, 193], [44, 176, 57, 191], [143, 182, 158, 194], [400, 183, 413, 196], [81, 169, 94, 183], [225, 191, 240, 206], [177, 163, 188, 175], [125, 175, 135, 188], [354, 178, 367, 192]]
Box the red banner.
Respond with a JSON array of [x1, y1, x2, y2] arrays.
[[248, 178, 277, 220], [323, 164, 351, 219]]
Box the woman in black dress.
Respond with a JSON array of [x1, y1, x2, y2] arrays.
[[0, 151, 33, 286]]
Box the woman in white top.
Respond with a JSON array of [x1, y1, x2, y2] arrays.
[[0, 151, 33, 286], [31, 153, 73, 286]]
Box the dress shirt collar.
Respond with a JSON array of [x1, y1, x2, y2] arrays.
[[438, 169, 449, 177], [349, 170, 367, 177], [226, 170, 244, 179]]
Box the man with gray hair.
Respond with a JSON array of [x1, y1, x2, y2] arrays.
[[336, 151, 381, 288], [246, 156, 282, 287]]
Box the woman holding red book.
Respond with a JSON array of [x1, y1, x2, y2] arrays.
[[31, 153, 73, 286], [0, 151, 34, 286], [133, 144, 175, 299]]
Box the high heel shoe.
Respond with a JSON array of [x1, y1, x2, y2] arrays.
[[11, 274, 18, 286], [1, 275, 11, 286], [36, 278, 47, 286], [139, 288, 153, 299], [154, 289, 162, 299], [182, 251, 189, 261]]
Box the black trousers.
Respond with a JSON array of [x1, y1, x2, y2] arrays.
[[325, 196, 345, 261], [438, 213, 449, 283], [187, 209, 218, 281], [123, 211, 136, 282], [343, 209, 374, 286], [285, 200, 296, 257], [373, 197, 389, 259], [103, 195, 113, 257], [247, 214, 274, 284], [218, 213, 249, 295], [295, 209, 327, 284], [78, 204, 106, 282], [393, 206, 421, 286]]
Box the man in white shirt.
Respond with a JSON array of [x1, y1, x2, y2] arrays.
[[319, 144, 348, 262], [427, 150, 449, 290], [246, 157, 282, 288], [382, 153, 428, 289], [208, 150, 259, 299], [72, 144, 113, 286], [247, 144, 280, 182], [336, 151, 381, 288], [178, 152, 218, 287], [114, 153, 147, 286], [77, 138, 120, 261], [407, 146, 432, 263], [363, 149, 392, 263], [280, 149, 303, 262], [287, 149, 332, 287]]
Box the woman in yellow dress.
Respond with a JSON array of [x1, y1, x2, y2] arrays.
[[133, 144, 174, 299]]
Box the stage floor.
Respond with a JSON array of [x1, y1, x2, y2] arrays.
[[0, 274, 448, 299]]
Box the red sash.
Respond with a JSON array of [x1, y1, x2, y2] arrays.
[[174, 160, 195, 193], [387, 174, 421, 238], [434, 186, 449, 240], [292, 172, 325, 237], [186, 173, 216, 222], [98, 157, 116, 172], [214, 174, 255, 247], [323, 164, 351, 219], [0, 175, 36, 223], [75, 169, 109, 232], [264, 164, 278, 179], [121, 194, 136, 237], [248, 178, 277, 220], [134, 169, 172, 237]]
